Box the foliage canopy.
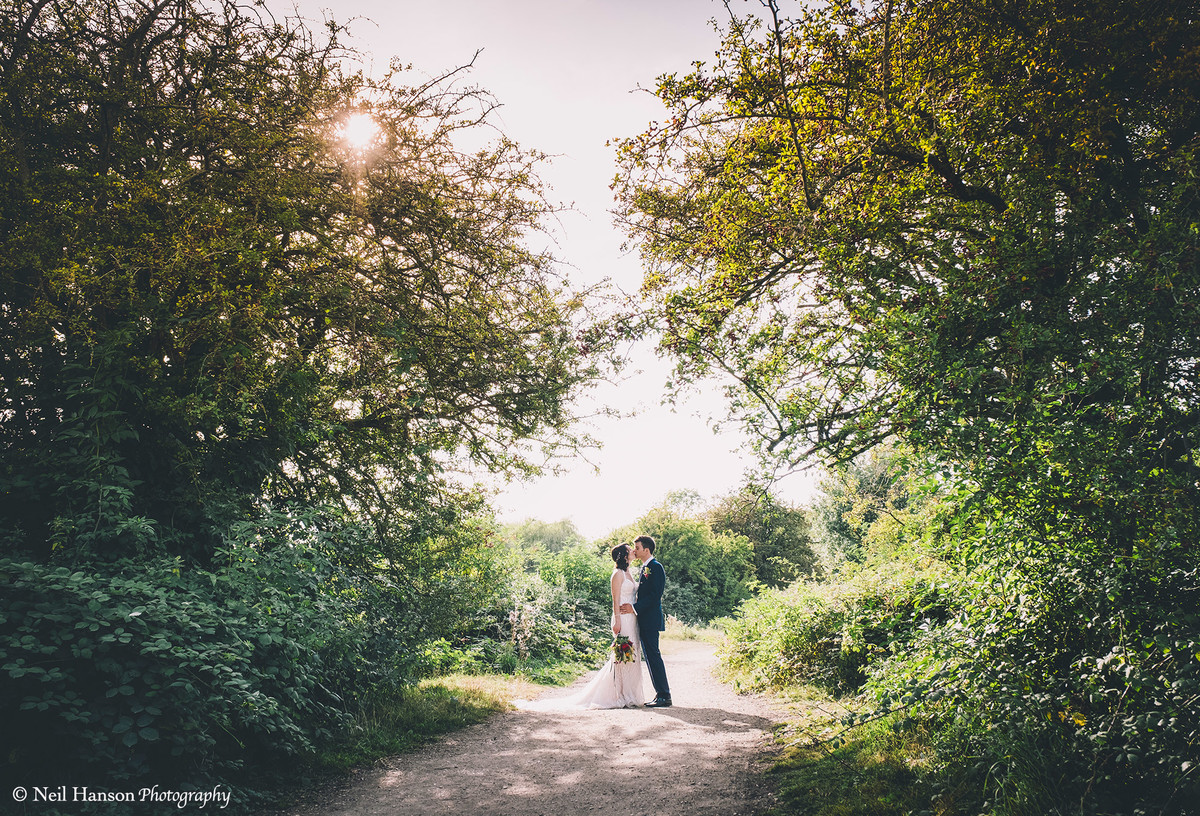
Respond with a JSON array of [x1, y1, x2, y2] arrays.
[[616, 0, 1200, 556], [0, 0, 599, 564]]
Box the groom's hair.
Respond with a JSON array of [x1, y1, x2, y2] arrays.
[[634, 535, 656, 554]]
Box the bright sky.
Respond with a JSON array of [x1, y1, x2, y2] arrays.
[[284, 0, 818, 539]]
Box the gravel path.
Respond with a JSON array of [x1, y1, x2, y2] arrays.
[[284, 640, 786, 816]]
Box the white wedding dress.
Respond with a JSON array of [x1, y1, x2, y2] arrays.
[[516, 569, 644, 711]]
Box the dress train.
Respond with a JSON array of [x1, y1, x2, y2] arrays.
[[515, 571, 644, 711]]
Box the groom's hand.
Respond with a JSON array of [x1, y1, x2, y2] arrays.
[[619, 603, 634, 614]]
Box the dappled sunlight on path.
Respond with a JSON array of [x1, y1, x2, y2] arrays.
[[285, 641, 785, 816]]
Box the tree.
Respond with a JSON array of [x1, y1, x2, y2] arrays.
[[809, 445, 913, 571], [0, 1, 610, 794], [615, 0, 1200, 557], [0, 0, 602, 564], [610, 498, 757, 623], [505, 518, 587, 571], [616, 2, 1200, 809], [706, 485, 817, 586]]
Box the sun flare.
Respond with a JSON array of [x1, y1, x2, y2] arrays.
[[337, 112, 381, 150]]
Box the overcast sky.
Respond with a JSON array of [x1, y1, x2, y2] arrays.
[[284, 0, 818, 539]]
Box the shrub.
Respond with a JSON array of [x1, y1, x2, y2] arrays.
[[870, 545, 1200, 815], [0, 503, 493, 809], [0, 553, 350, 805], [723, 562, 954, 696], [536, 543, 613, 623], [464, 571, 605, 670]]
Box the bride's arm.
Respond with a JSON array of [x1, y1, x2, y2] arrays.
[[610, 571, 622, 635]]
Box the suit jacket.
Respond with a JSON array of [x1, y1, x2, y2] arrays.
[[634, 557, 666, 632]]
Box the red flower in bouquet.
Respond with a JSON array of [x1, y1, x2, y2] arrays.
[[612, 635, 635, 664]]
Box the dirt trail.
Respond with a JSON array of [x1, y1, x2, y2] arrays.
[[284, 640, 786, 816]]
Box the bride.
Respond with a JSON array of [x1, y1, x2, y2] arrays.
[[516, 543, 645, 710]]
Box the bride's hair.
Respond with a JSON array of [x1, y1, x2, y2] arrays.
[[611, 544, 630, 572]]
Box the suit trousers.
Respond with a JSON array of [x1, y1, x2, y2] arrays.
[[639, 623, 670, 700]]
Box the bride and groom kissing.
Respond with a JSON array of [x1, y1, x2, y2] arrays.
[[518, 535, 672, 711]]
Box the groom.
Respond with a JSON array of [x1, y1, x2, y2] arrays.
[[621, 535, 671, 708]]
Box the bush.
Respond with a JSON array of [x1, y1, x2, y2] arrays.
[[871, 545, 1200, 815], [0, 553, 351, 806], [536, 543, 613, 623], [723, 562, 954, 696], [462, 571, 605, 671], [0, 503, 502, 810]]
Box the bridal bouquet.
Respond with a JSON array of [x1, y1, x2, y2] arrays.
[[612, 635, 635, 664]]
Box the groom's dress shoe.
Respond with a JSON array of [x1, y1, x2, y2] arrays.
[[644, 698, 672, 708]]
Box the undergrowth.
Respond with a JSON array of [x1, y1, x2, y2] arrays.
[[769, 714, 938, 816], [304, 674, 533, 772]]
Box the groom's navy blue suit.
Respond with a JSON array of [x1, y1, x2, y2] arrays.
[[634, 557, 671, 702]]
